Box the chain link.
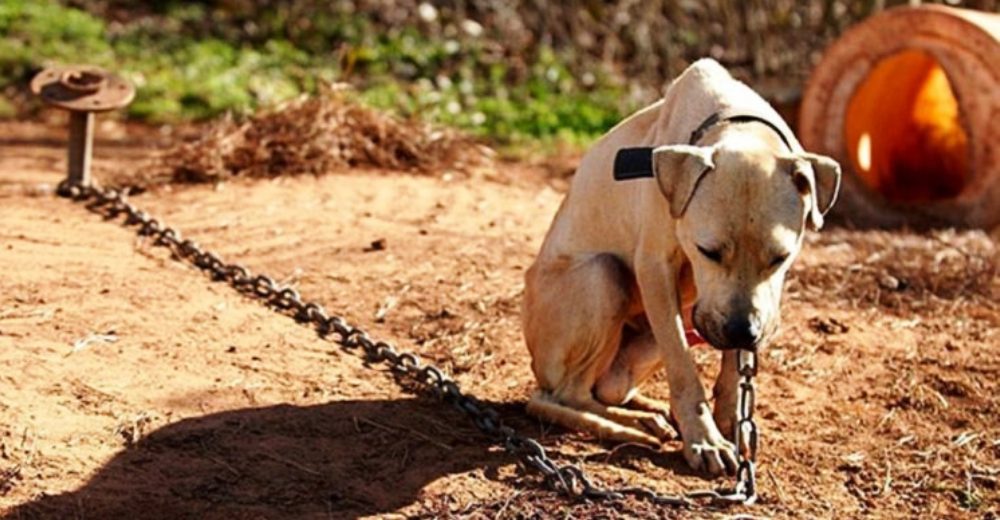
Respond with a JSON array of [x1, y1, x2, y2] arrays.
[[59, 180, 759, 508]]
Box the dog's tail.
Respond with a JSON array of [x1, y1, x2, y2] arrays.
[[526, 390, 661, 446]]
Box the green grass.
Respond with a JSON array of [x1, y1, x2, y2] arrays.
[[0, 0, 635, 143]]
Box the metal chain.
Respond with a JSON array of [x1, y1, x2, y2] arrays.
[[58, 180, 759, 508]]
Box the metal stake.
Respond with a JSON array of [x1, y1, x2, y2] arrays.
[[67, 111, 95, 188], [30, 66, 135, 195]]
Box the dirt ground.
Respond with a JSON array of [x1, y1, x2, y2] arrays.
[[0, 120, 998, 519]]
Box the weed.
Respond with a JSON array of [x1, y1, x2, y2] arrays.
[[1, 0, 635, 142]]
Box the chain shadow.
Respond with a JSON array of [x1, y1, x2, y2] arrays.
[[4, 398, 515, 520]]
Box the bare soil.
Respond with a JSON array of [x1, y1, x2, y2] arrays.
[[0, 121, 997, 519]]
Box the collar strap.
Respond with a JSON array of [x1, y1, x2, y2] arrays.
[[612, 109, 794, 181], [688, 110, 793, 150]]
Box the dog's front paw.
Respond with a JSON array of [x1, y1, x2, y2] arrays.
[[712, 354, 740, 444], [677, 404, 737, 476], [683, 432, 737, 476], [712, 404, 736, 445]]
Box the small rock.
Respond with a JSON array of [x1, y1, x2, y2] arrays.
[[877, 273, 901, 291], [808, 316, 849, 335], [25, 183, 53, 197], [365, 238, 387, 252]]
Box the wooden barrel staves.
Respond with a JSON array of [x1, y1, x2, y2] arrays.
[[799, 5, 1000, 229]]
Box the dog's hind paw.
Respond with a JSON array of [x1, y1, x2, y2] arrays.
[[638, 413, 675, 441]]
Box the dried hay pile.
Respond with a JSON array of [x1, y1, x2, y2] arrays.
[[157, 90, 494, 185]]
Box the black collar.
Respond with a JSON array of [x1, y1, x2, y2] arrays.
[[688, 109, 793, 150], [612, 109, 794, 181]]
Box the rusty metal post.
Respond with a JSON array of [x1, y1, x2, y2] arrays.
[[30, 66, 134, 195], [67, 111, 95, 188]]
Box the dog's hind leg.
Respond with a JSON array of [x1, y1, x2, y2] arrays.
[[593, 329, 661, 406], [594, 330, 680, 437], [526, 391, 662, 445], [523, 253, 672, 444]]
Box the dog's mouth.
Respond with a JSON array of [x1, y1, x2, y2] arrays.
[[695, 324, 732, 351], [692, 304, 771, 351], [700, 323, 776, 351], [691, 304, 725, 350]]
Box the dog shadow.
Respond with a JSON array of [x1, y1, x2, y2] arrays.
[[4, 398, 524, 520], [5, 391, 714, 519]]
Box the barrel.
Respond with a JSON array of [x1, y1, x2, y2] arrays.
[[799, 5, 999, 228]]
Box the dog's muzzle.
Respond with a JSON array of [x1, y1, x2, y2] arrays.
[[720, 314, 762, 351], [693, 303, 763, 351]]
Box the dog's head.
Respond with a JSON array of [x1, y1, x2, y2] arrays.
[[615, 136, 841, 350]]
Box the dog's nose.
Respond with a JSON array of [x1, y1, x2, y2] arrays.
[[722, 315, 761, 350]]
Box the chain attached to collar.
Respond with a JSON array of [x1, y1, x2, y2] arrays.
[[57, 179, 760, 509]]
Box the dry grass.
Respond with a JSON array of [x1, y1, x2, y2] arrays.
[[791, 228, 998, 319], [153, 88, 494, 186]]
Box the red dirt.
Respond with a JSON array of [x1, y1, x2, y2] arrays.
[[0, 120, 997, 519]]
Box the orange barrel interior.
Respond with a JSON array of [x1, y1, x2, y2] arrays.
[[845, 50, 969, 203], [799, 6, 1000, 228]]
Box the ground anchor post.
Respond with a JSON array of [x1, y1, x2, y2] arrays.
[[30, 66, 135, 195]]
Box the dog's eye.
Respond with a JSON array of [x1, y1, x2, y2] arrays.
[[697, 245, 723, 263], [769, 253, 789, 269]]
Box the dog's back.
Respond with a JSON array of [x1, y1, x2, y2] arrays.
[[577, 59, 799, 190], [544, 59, 794, 260]]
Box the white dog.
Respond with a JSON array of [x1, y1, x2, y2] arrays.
[[522, 59, 841, 475]]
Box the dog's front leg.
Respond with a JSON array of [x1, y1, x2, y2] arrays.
[[636, 257, 737, 476], [712, 349, 740, 443]]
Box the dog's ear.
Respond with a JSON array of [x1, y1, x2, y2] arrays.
[[612, 145, 714, 218], [792, 152, 842, 230], [652, 145, 715, 219]]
